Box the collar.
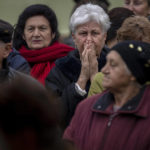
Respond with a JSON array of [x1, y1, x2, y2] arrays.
[[92, 86, 146, 117]]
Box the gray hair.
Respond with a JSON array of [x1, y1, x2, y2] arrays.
[[70, 3, 110, 33]]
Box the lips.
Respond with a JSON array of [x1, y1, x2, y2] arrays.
[[32, 40, 42, 43]]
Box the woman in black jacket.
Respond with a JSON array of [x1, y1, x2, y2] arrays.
[[46, 3, 110, 128]]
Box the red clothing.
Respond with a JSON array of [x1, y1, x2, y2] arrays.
[[19, 42, 74, 85], [63, 85, 150, 150]]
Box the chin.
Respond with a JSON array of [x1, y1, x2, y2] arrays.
[[102, 81, 111, 89], [31, 46, 43, 50]]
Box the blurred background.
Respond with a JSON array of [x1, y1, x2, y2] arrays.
[[0, 0, 123, 36]]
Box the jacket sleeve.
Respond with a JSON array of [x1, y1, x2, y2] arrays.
[[88, 72, 105, 97], [7, 50, 30, 74], [45, 67, 87, 127]]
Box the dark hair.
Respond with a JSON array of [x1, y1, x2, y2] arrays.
[[106, 7, 134, 43], [13, 4, 59, 50], [0, 19, 13, 43], [0, 76, 65, 150], [72, 0, 110, 13]]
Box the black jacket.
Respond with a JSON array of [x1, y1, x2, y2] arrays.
[[45, 47, 109, 128]]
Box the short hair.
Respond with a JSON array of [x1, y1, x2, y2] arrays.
[[117, 16, 150, 43], [13, 4, 59, 50], [70, 3, 110, 33], [0, 19, 13, 43], [106, 7, 134, 43]]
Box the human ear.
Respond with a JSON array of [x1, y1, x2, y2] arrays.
[[130, 76, 136, 82], [72, 32, 76, 42], [22, 34, 25, 40], [52, 32, 55, 39], [3, 43, 12, 58]]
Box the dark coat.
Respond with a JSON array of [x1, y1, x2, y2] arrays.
[[0, 58, 32, 84], [63, 85, 150, 150], [45, 47, 109, 127], [7, 48, 30, 74]]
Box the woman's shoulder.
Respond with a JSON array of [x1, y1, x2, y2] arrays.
[[77, 92, 108, 111]]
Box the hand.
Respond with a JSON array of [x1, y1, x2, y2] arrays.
[[87, 42, 98, 81], [77, 41, 91, 89]]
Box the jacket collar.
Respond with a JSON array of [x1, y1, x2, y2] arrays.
[[92, 86, 148, 117]]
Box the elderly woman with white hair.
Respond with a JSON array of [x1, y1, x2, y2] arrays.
[[45, 3, 110, 128], [63, 40, 150, 150]]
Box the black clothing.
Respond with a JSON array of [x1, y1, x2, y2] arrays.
[[45, 47, 109, 127]]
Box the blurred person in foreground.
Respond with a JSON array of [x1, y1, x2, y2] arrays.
[[0, 76, 77, 150], [45, 3, 110, 128], [88, 15, 150, 96], [63, 40, 150, 150], [13, 4, 74, 85]]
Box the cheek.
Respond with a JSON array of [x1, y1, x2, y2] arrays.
[[44, 33, 53, 45], [95, 37, 105, 54], [74, 37, 85, 50]]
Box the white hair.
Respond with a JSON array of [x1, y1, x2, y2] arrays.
[[70, 3, 110, 33]]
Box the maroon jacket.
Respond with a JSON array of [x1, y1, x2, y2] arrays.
[[63, 85, 150, 150]]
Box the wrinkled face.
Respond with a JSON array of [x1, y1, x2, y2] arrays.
[[102, 51, 134, 91], [23, 15, 55, 50], [72, 21, 106, 57], [123, 0, 150, 16]]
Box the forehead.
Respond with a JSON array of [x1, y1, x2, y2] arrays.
[[25, 15, 50, 26], [76, 21, 102, 31], [107, 51, 124, 63]]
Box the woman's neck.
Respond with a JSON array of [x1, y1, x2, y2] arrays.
[[112, 84, 141, 107]]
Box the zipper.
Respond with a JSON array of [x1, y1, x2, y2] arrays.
[[99, 112, 118, 150], [107, 112, 118, 127]]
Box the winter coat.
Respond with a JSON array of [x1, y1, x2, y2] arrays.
[[45, 47, 109, 127], [7, 48, 30, 74], [63, 85, 150, 150]]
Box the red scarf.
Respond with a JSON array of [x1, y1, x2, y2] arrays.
[[19, 42, 74, 85]]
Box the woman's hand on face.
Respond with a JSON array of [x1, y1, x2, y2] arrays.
[[76, 41, 91, 89], [86, 41, 98, 81]]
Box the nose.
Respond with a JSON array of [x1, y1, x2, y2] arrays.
[[86, 33, 93, 42], [101, 63, 109, 74], [127, 3, 134, 11], [33, 28, 40, 36]]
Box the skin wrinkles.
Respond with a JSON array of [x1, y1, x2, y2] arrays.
[[73, 21, 107, 89], [102, 51, 134, 92], [23, 15, 55, 50]]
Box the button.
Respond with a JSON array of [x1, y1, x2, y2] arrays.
[[127, 106, 132, 110], [97, 105, 101, 109]]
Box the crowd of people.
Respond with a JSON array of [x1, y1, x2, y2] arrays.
[[0, 0, 150, 150]]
